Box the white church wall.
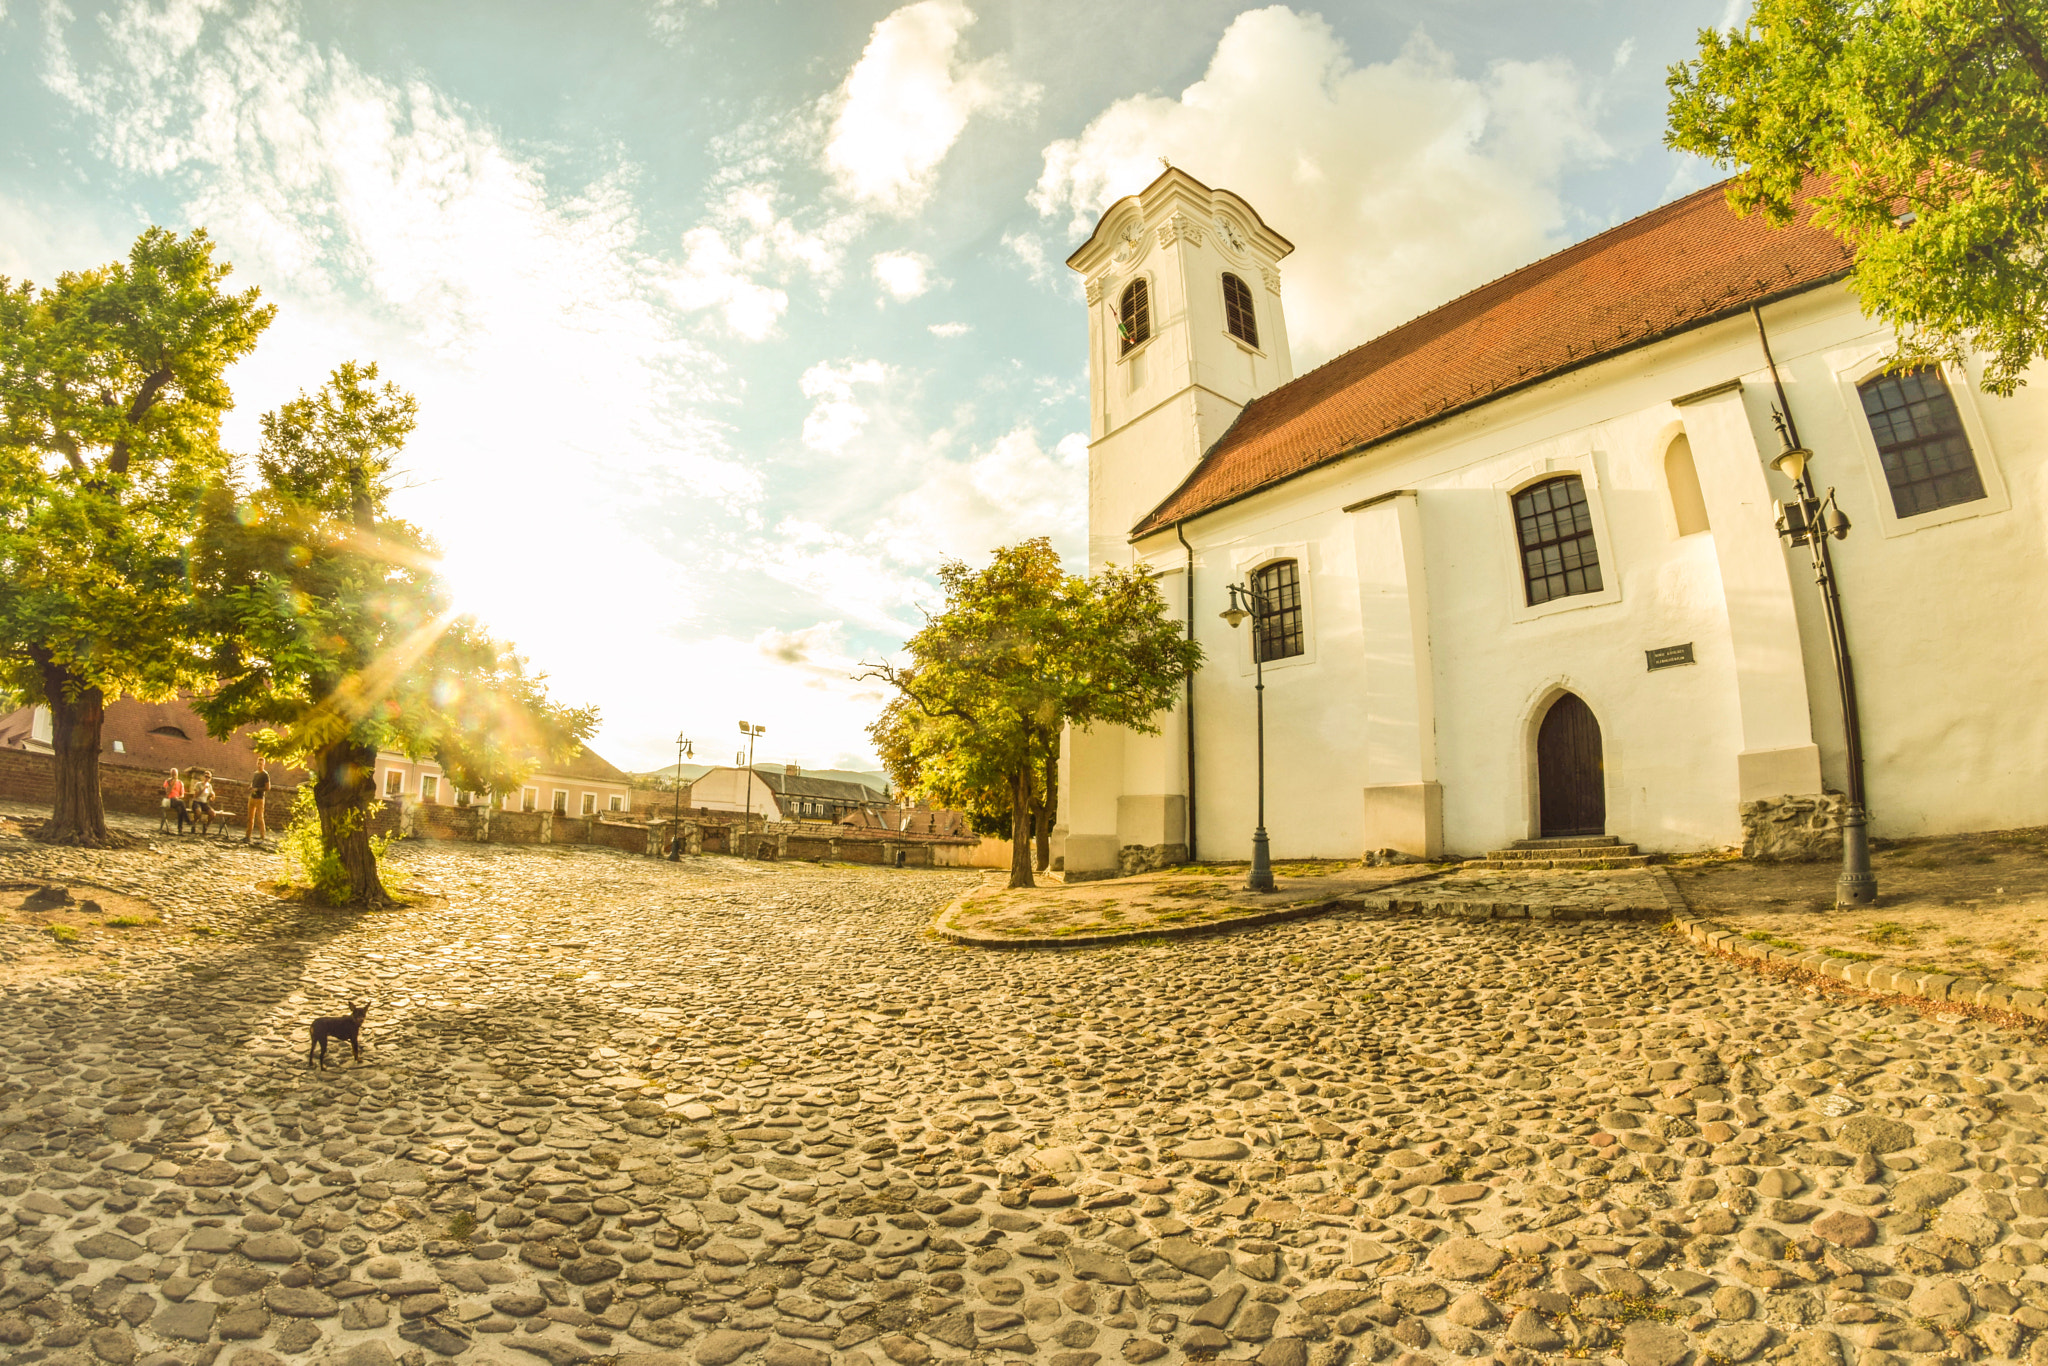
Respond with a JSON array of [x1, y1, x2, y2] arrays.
[[1745, 292, 2048, 838]]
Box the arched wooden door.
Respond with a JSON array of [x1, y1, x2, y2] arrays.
[[1537, 692, 1605, 838]]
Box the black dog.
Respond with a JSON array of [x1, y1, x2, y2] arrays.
[[308, 1002, 369, 1069]]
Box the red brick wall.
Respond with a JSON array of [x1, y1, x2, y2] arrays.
[[0, 749, 297, 825], [589, 821, 649, 855]]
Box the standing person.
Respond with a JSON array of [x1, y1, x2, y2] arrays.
[[159, 769, 184, 834], [246, 761, 271, 844]]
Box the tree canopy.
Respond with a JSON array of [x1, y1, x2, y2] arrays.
[[1667, 0, 2048, 394], [865, 539, 1201, 889], [192, 362, 596, 906], [0, 227, 273, 843]]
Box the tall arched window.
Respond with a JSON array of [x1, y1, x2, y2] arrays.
[[1222, 273, 1259, 348], [1118, 278, 1150, 355], [1513, 476, 1602, 605], [1858, 366, 1985, 517], [1252, 559, 1304, 662]]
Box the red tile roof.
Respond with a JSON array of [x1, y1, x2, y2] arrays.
[[1131, 179, 1853, 537]]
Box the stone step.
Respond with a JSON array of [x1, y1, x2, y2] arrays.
[[1509, 835, 1625, 849], [1462, 855, 1656, 871], [1485, 843, 1640, 861]]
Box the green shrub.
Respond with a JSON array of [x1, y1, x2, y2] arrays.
[[278, 785, 398, 905]]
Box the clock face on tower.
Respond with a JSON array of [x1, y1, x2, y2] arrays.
[[1112, 217, 1145, 265], [1214, 215, 1247, 254]]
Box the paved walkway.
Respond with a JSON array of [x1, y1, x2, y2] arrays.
[[1, 819, 2044, 1366]]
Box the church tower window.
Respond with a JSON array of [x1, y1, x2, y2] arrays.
[[1118, 278, 1150, 355], [1251, 559, 1304, 662], [1858, 367, 1985, 517], [1513, 476, 1603, 605], [1222, 273, 1259, 348]]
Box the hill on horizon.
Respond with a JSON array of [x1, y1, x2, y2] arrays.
[[628, 763, 889, 795]]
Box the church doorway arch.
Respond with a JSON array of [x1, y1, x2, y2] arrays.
[[1536, 692, 1605, 838]]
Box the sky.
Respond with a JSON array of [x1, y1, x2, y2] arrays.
[[0, 0, 1746, 775]]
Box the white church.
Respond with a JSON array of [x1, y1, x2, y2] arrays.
[[1052, 168, 2048, 879]]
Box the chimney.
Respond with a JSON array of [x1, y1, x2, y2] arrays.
[[785, 764, 800, 778]]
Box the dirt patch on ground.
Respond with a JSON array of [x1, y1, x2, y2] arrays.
[[1, 880, 165, 931], [939, 860, 1445, 942], [1670, 826, 2048, 990]]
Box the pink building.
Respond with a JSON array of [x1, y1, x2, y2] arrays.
[[374, 745, 633, 816]]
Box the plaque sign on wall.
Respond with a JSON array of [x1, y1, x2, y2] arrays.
[[1645, 643, 1696, 671]]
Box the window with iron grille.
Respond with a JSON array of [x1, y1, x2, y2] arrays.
[[1858, 366, 1985, 517], [1252, 559, 1304, 662], [1222, 273, 1259, 348], [1118, 278, 1150, 355], [1513, 476, 1603, 606]]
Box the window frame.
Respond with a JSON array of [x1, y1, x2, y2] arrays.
[[1221, 272, 1260, 350], [1512, 475, 1605, 607], [1116, 277, 1151, 357], [419, 774, 439, 804], [608, 794, 624, 812], [1831, 350, 2009, 538], [383, 769, 404, 797], [580, 792, 596, 815], [521, 787, 538, 813], [1229, 542, 1317, 676], [1494, 449, 1623, 623], [1250, 558, 1304, 663], [552, 789, 569, 814]]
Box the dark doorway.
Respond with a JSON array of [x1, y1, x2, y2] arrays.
[[1537, 692, 1605, 837]]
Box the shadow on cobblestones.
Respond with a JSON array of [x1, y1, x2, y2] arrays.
[[2, 824, 2046, 1366]]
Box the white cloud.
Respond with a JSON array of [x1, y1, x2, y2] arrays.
[[1030, 6, 1610, 365], [871, 249, 933, 301], [927, 321, 970, 338], [799, 359, 889, 454], [648, 0, 714, 42], [823, 0, 1039, 216], [35, 0, 776, 770], [869, 428, 1088, 570], [660, 183, 862, 339], [1001, 228, 1057, 284], [670, 225, 791, 339], [1611, 37, 1636, 73]]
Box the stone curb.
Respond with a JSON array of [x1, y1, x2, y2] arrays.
[[1665, 893, 2048, 1030], [933, 870, 1666, 950]]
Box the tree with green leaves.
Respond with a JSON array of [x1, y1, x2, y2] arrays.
[[1667, 0, 2048, 394], [863, 538, 1200, 890], [0, 228, 273, 845], [192, 362, 596, 907]]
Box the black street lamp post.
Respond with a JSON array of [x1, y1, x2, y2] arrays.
[[1756, 310, 1876, 907], [738, 721, 767, 842], [1220, 579, 1277, 894], [669, 733, 692, 861]]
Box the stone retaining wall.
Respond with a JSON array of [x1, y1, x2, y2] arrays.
[[0, 748, 297, 826], [1740, 792, 1847, 861]]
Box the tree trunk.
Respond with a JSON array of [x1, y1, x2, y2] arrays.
[[31, 654, 112, 847], [1035, 748, 1056, 872], [1008, 765, 1036, 890], [313, 738, 390, 907]]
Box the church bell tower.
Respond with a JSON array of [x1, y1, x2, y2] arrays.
[[1066, 168, 1295, 566]]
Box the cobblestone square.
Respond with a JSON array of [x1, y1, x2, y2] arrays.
[[2, 823, 2045, 1366]]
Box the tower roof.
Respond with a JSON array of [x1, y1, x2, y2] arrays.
[[1129, 178, 1852, 538], [1065, 166, 1294, 273]]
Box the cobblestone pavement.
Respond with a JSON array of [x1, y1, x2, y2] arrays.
[[3, 822, 2048, 1366]]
